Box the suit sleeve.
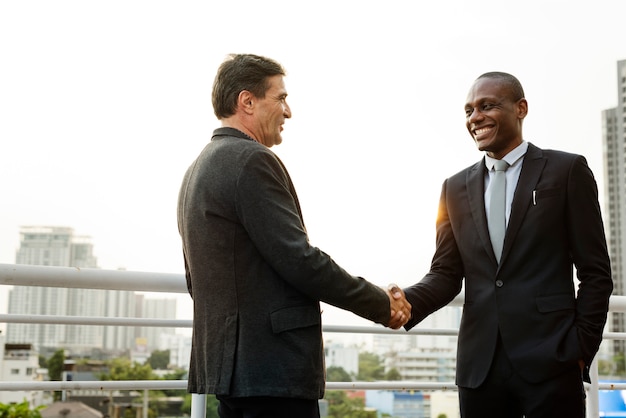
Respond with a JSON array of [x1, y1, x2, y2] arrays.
[[235, 149, 391, 326], [403, 178, 464, 330], [567, 156, 613, 365]]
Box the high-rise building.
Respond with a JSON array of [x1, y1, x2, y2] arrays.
[[7, 226, 100, 349], [7, 226, 178, 355], [136, 295, 177, 352], [6, 226, 141, 354], [602, 59, 626, 355], [102, 287, 137, 352]]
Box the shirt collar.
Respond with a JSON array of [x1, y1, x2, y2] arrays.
[[484, 141, 528, 171]]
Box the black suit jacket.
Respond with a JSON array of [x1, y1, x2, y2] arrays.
[[404, 143, 613, 388]]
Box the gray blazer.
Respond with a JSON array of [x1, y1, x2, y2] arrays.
[[404, 143, 612, 388], [177, 127, 390, 399]]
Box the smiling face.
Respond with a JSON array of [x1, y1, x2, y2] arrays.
[[250, 75, 291, 148], [464, 77, 528, 159]]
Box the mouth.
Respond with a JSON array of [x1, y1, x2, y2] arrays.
[[473, 126, 493, 139]]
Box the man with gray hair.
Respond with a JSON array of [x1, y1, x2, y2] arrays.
[[178, 54, 411, 417]]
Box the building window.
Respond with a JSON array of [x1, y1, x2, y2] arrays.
[[26, 368, 34, 376], [10, 369, 20, 375]]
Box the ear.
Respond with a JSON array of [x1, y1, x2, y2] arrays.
[[516, 98, 528, 119], [238, 90, 255, 115]]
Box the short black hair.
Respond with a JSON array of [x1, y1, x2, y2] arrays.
[[476, 72, 525, 102]]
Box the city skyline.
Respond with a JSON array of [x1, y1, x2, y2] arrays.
[[2, 1, 626, 328], [3, 226, 180, 354]]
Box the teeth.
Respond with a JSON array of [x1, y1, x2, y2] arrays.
[[475, 127, 491, 135]]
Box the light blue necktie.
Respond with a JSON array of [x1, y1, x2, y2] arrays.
[[488, 160, 510, 263]]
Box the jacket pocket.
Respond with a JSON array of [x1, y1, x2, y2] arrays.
[[535, 187, 561, 199], [535, 293, 575, 313], [270, 305, 320, 334]]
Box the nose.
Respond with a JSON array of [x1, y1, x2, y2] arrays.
[[466, 107, 483, 124], [283, 101, 292, 119]]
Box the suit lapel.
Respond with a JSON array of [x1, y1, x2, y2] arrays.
[[500, 143, 546, 264], [466, 159, 496, 263]]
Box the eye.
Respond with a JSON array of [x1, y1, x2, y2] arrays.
[[464, 108, 473, 117], [482, 103, 495, 111]]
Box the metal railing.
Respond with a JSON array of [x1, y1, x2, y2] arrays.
[[1, 263, 625, 418]]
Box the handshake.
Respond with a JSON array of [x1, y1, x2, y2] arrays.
[[385, 284, 411, 329]]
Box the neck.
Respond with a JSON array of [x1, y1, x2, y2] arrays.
[[221, 119, 259, 143]]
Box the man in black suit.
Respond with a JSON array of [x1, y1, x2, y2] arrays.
[[401, 72, 613, 417], [177, 54, 411, 418]]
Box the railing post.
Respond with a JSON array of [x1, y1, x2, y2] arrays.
[[143, 390, 148, 418], [191, 393, 206, 418], [587, 357, 600, 418]]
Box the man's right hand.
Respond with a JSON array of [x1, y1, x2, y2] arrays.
[[386, 284, 411, 329]]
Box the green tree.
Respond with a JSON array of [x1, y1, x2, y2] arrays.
[[357, 352, 384, 381], [47, 349, 65, 401], [98, 357, 162, 418], [161, 369, 187, 397], [613, 353, 626, 376], [598, 358, 614, 376], [0, 400, 44, 418], [325, 391, 375, 418], [47, 349, 65, 381], [384, 367, 402, 381], [98, 357, 156, 381], [326, 366, 352, 382], [162, 369, 186, 380], [181, 394, 219, 418], [147, 349, 170, 370]]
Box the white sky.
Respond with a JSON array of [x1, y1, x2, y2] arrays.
[[1, 0, 626, 328]]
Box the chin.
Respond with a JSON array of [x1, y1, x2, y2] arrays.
[[474, 141, 487, 152], [474, 138, 494, 152]]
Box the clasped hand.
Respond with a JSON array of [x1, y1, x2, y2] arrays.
[[385, 284, 411, 329]]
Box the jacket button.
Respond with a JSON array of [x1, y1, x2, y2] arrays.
[[495, 280, 504, 287]]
